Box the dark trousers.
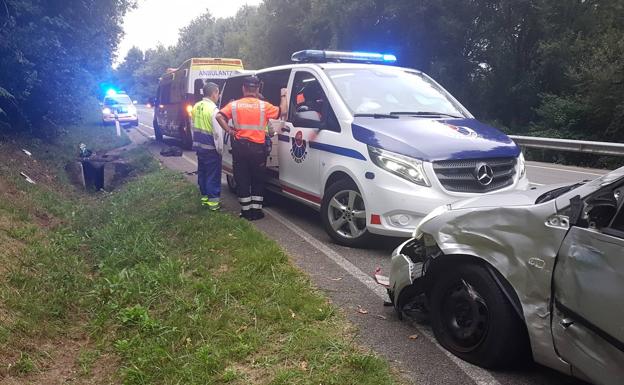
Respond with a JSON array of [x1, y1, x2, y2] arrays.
[[196, 150, 222, 199], [232, 138, 266, 218]]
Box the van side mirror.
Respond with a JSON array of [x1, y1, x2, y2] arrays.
[[133, 100, 138, 104]]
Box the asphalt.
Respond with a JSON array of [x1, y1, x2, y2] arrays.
[[128, 106, 605, 385]]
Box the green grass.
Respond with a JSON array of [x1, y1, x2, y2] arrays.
[[0, 123, 402, 384]]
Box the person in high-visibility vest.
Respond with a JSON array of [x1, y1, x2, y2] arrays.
[[191, 82, 223, 211], [217, 76, 288, 220]]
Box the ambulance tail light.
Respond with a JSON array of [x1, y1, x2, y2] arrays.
[[291, 50, 397, 64], [368, 146, 430, 187]]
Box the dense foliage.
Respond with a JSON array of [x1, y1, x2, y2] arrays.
[[117, 0, 623, 141], [0, 0, 135, 135]]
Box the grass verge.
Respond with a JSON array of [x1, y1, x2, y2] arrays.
[[0, 120, 401, 384]]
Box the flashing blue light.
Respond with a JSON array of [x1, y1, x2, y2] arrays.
[[106, 88, 117, 96], [291, 50, 397, 64]]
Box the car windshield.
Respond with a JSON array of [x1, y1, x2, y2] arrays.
[[325, 68, 467, 117], [104, 95, 132, 106]]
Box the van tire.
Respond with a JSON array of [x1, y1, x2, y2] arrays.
[[321, 179, 372, 247], [153, 120, 163, 141], [429, 263, 528, 369]]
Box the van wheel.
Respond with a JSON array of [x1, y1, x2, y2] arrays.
[[429, 263, 528, 369], [226, 174, 237, 193], [321, 179, 372, 247], [153, 120, 163, 141]]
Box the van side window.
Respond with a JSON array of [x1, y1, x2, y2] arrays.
[[257, 69, 291, 108], [289, 71, 340, 132]]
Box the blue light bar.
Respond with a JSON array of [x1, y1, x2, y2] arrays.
[[291, 50, 397, 64]]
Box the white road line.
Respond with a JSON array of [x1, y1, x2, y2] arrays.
[[526, 163, 605, 176], [139, 122, 153, 130], [264, 207, 502, 385], [530, 182, 545, 186], [182, 154, 198, 166], [136, 126, 153, 138]]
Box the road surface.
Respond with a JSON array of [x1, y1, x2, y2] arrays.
[[130, 106, 609, 385]]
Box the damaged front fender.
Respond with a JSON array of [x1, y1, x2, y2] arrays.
[[416, 200, 572, 374]]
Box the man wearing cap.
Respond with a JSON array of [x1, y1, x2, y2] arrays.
[[216, 76, 288, 220], [191, 82, 223, 211]]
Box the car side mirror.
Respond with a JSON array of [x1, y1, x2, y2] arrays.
[[133, 100, 138, 104]]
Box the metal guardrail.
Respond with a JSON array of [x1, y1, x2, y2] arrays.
[[509, 135, 624, 157]]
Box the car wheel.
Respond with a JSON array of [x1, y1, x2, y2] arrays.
[[226, 174, 237, 193], [133, 120, 139, 127], [429, 263, 528, 368], [153, 119, 163, 141], [321, 179, 372, 247]]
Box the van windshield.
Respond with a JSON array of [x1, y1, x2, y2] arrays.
[[104, 95, 132, 106], [325, 68, 467, 117]]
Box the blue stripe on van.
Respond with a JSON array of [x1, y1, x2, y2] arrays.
[[276, 134, 367, 161], [308, 142, 367, 160]]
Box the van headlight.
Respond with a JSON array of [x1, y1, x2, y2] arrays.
[[368, 146, 430, 186], [518, 152, 526, 179], [102, 107, 111, 115]]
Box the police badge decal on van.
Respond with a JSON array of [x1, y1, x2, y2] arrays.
[[290, 131, 308, 163]]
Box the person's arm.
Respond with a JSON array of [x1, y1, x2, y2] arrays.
[[212, 108, 223, 155], [216, 113, 231, 136], [217, 103, 235, 135], [279, 87, 288, 119]]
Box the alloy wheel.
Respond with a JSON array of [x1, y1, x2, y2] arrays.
[[327, 189, 367, 239]]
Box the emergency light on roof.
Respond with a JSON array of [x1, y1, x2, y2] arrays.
[[106, 88, 117, 96], [291, 50, 397, 64]]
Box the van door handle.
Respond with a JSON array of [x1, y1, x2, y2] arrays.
[[281, 126, 290, 133]]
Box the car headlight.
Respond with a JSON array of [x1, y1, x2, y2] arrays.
[[368, 146, 430, 186], [128, 106, 137, 115], [102, 107, 111, 115], [413, 204, 449, 238], [518, 152, 526, 179]]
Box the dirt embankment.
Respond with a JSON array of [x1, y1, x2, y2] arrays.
[[0, 139, 118, 384]]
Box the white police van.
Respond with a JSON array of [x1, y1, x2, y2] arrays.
[[221, 50, 529, 247]]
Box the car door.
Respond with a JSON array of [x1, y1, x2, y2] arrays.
[[552, 186, 624, 385], [278, 70, 340, 205]]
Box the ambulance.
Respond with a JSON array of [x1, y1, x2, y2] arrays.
[[220, 50, 529, 246], [153, 58, 245, 149]]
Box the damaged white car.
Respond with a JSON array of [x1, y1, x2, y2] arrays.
[[377, 166, 624, 385]]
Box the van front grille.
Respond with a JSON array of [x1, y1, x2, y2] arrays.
[[433, 157, 517, 193]]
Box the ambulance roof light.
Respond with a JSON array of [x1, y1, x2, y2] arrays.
[[291, 50, 397, 64], [106, 88, 117, 96]]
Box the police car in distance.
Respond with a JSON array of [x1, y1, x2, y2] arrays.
[[220, 50, 529, 247], [101, 90, 138, 127]]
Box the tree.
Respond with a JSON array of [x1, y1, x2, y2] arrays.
[[0, 0, 136, 135]]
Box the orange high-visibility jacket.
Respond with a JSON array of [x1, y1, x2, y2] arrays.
[[220, 97, 280, 144]]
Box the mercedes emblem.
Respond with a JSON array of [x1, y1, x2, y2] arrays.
[[475, 163, 494, 186]]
